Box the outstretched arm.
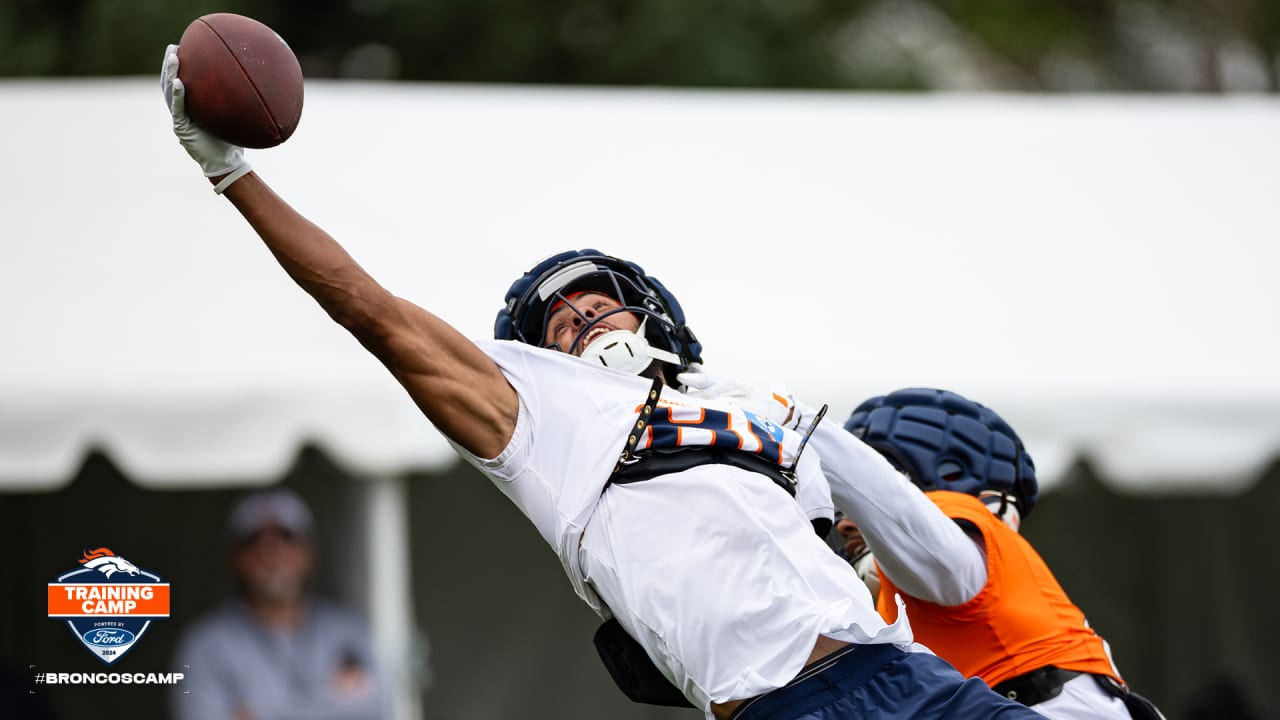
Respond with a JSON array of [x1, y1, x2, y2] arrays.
[[220, 174, 518, 459], [162, 46, 517, 459]]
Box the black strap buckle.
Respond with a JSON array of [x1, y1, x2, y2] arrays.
[[605, 382, 827, 499], [992, 665, 1083, 706]]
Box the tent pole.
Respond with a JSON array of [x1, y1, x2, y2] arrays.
[[366, 473, 427, 720]]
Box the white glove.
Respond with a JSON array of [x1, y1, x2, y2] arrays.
[[852, 550, 881, 598], [836, 517, 883, 597], [677, 363, 804, 429], [161, 44, 251, 188]]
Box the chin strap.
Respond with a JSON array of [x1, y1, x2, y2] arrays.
[[580, 318, 680, 374]]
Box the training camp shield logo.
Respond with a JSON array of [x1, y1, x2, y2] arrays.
[[47, 548, 170, 665]]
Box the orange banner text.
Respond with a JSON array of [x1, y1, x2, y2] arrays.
[[48, 584, 171, 617]]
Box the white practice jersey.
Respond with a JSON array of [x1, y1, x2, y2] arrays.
[[452, 341, 912, 714]]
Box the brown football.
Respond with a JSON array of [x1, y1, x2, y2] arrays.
[[177, 13, 304, 149]]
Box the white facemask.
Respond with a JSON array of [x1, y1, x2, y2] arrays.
[[980, 491, 1022, 533]]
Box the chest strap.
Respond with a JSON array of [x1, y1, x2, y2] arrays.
[[613, 446, 797, 496], [611, 376, 664, 474], [991, 665, 1083, 706], [606, 378, 832, 498]]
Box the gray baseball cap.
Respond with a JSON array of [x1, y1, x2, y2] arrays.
[[226, 488, 315, 542]]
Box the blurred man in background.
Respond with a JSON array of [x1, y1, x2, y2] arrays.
[[169, 489, 387, 720]]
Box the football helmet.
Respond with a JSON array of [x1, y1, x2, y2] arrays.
[[844, 388, 1039, 520], [494, 250, 702, 374]]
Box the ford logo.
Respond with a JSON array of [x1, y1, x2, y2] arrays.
[[82, 628, 135, 646]]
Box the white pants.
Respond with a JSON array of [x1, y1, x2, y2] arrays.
[[1032, 673, 1131, 719]]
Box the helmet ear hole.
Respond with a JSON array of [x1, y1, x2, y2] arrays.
[[936, 460, 964, 483]]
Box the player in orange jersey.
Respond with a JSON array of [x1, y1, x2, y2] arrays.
[[838, 388, 1165, 720], [676, 370, 1167, 719]]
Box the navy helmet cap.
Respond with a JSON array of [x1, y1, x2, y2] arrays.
[[494, 249, 702, 372], [844, 388, 1039, 519]]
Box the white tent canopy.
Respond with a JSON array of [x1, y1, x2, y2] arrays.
[[4, 79, 1279, 494]]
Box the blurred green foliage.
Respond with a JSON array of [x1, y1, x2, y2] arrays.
[[2, 0, 1278, 91]]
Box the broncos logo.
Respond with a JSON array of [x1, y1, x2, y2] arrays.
[[79, 548, 141, 578]]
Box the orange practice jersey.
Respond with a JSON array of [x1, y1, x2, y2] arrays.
[[876, 490, 1123, 688]]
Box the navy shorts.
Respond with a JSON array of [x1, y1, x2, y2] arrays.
[[731, 644, 1042, 720]]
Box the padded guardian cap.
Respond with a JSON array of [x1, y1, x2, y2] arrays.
[[844, 388, 1038, 519]]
